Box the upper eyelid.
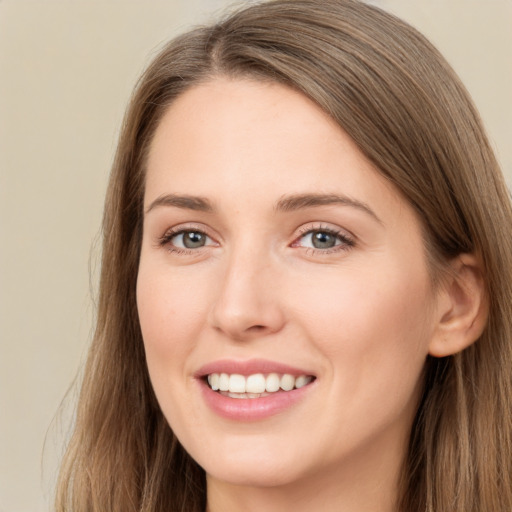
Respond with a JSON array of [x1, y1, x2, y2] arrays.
[[294, 229, 354, 245], [156, 221, 356, 246], [161, 223, 351, 236], [295, 222, 355, 239], [161, 222, 215, 238]]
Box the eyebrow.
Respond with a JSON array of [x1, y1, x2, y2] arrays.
[[145, 192, 382, 224], [275, 193, 382, 224], [145, 194, 214, 214]]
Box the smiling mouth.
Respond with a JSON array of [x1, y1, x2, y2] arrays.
[[206, 372, 315, 399]]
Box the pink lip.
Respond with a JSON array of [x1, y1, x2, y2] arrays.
[[195, 359, 316, 421], [195, 358, 314, 378]]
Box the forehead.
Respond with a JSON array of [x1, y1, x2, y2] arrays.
[[144, 77, 406, 222]]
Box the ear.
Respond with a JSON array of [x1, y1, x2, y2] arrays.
[[428, 253, 488, 358]]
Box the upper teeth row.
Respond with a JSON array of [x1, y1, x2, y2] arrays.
[[207, 373, 312, 394]]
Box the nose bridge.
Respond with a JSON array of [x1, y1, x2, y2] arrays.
[[209, 237, 284, 340]]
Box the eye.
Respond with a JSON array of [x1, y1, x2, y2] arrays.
[[301, 231, 339, 249], [172, 230, 210, 249], [158, 227, 217, 252], [293, 227, 354, 252]]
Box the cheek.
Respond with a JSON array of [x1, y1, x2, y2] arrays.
[[136, 262, 217, 438], [296, 259, 430, 339], [137, 261, 208, 341], [136, 261, 211, 392], [288, 259, 433, 403]]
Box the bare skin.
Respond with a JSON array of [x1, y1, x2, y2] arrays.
[[137, 78, 485, 512]]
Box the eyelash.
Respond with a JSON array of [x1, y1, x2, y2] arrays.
[[157, 225, 216, 255], [293, 224, 355, 254], [157, 224, 355, 256]]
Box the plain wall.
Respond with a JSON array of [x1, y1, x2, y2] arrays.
[[0, 1, 510, 510]]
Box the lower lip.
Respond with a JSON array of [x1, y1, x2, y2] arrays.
[[198, 380, 315, 421]]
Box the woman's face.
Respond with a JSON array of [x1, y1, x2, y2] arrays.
[[137, 78, 443, 489]]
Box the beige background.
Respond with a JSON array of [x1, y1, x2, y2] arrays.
[[0, 1, 510, 511]]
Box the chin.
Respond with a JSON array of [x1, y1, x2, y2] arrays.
[[196, 444, 308, 488], [205, 464, 302, 489]]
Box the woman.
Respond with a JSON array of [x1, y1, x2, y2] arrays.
[[55, 0, 512, 511]]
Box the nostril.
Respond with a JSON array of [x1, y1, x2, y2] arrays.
[[249, 325, 266, 332]]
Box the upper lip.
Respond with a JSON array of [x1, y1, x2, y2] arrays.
[[195, 359, 315, 378]]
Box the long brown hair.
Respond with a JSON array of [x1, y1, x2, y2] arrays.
[[56, 1, 512, 510]]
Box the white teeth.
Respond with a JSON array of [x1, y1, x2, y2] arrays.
[[246, 373, 266, 393], [218, 373, 229, 392], [266, 373, 281, 392], [227, 392, 246, 399], [207, 372, 313, 395], [295, 375, 310, 389], [280, 374, 295, 391], [208, 373, 219, 391], [229, 374, 246, 393], [223, 391, 269, 399]]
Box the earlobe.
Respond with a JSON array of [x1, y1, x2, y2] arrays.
[[428, 253, 488, 358]]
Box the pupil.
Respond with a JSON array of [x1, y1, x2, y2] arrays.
[[313, 231, 335, 249], [183, 232, 205, 248]]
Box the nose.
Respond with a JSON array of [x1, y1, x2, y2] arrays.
[[209, 247, 286, 341]]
